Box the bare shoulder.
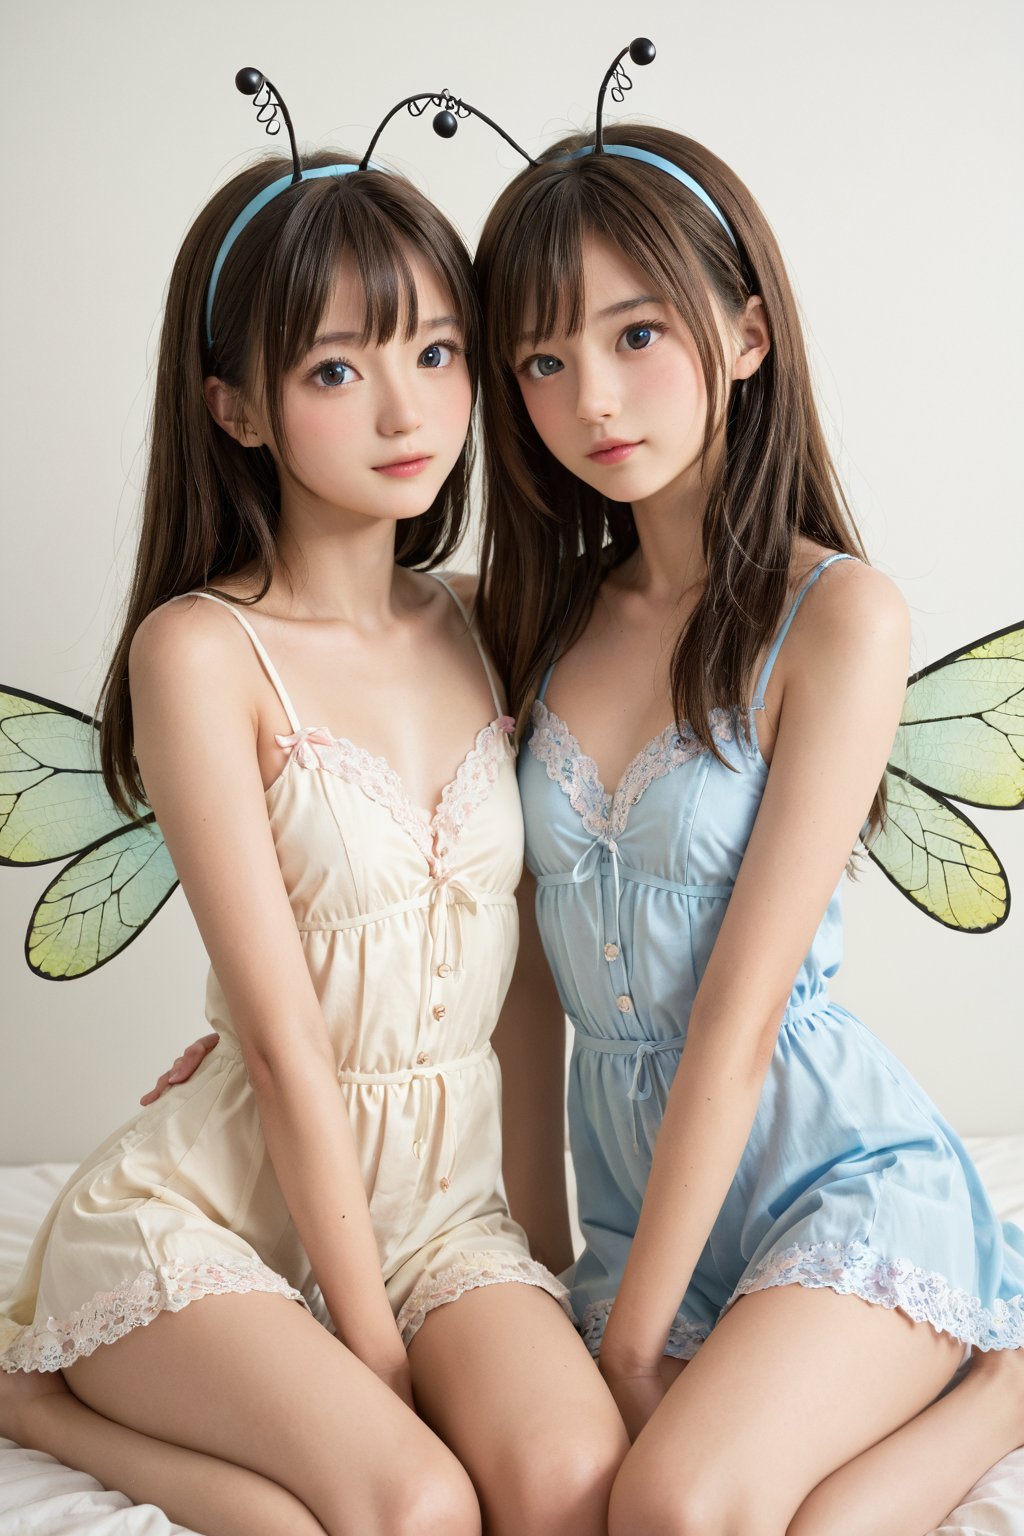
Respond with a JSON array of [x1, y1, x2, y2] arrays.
[[786, 549, 910, 686], [129, 594, 257, 705]]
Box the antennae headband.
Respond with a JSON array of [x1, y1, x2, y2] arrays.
[[569, 143, 737, 248], [205, 70, 537, 353]]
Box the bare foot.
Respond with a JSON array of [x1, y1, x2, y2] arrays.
[[0, 1364, 69, 1450]]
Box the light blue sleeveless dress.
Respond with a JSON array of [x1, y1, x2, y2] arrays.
[[519, 553, 1024, 1359]]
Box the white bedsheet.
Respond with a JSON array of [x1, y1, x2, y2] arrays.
[[2, 1144, 1023, 1535]]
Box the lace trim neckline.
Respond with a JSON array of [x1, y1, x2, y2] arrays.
[[528, 699, 734, 841], [276, 716, 515, 877]]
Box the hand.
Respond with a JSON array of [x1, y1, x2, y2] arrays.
[[140, 1033, 221, 1105], [599, 1350, 667, 1442]]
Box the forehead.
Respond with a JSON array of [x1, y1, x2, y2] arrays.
[[517, 234, 662, 343], [316, 248, 458, 339]]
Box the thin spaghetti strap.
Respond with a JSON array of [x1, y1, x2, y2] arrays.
[[428, 573, 504, 718], [174, 591, 302, 733], [752, 553, 857, 708], [536, 663, 556, 704]]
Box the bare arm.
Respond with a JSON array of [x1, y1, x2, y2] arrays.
[[130, 601, 407, 1388], [492, 869, 574, 1274], [600, 563, 911, 1377]]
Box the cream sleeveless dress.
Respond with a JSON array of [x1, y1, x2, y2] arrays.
[[0, 577, 568, 1373]]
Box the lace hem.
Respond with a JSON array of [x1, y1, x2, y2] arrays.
[[395, 1249, 573, 1344], [0, 1257, 307, 1373], [732, 1240, 1024, 1351], [578, 1298, 708, 1362], [529, 703, 734, 841], [278, 720, 512, 877]]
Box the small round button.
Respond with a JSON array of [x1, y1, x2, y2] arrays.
[[437, 963, 453, 979], [416, 1051, 430, 1065], [616, 995, 633, 1013], [603, 943, 619, 961], [432, 1004, 447, 1021], [439, 1177, 451, 1192]]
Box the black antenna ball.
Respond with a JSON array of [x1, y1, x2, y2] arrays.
[[235, 67, 264, 96], [629, 38, 656, 66], [433, 110, 459, 139]]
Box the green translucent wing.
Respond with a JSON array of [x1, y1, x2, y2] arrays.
[[868, 770, 1008, 933], [887, 620, 1024, 810], [26, 817, 178, 980], [1, 683, 179, 977], [0, 685, 130, 864]]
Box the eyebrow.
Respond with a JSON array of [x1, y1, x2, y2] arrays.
[[516, 296, 663, 347], [309, 314, 461, 350]]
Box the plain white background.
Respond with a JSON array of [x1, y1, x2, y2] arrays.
[[1, 0, 1021, 1160]]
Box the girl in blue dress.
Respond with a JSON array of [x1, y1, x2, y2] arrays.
[[474, 121, 1024, 1534]]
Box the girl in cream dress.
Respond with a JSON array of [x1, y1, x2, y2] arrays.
[[0, 140, 626, 1536]]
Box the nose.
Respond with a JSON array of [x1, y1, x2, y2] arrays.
[[574, 356, 619, 424], [376, 370, 424, 437]]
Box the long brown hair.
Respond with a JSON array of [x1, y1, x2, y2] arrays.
[[476, 125, 883, 832], [99, 151, 479, 815]]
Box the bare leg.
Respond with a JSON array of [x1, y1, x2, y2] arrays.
[[65, 1291, 480, 1536], [1, 1364, 326, 1536], [409, 1282, 628, 1536], [607, 1284, 963, 1536], [788, 1344, 1024, 1536]]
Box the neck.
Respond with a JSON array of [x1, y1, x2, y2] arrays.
[[271, 493, 404, 624], [625, 467, 708, 605]]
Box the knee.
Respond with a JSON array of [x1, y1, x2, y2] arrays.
[[492, 1426, 624, 1535], [609, 1462, 782, 1536], [381, 1459, 480, 1536]]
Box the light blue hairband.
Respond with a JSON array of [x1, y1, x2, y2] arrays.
[[204, 162, 380, 349], [569, 143, 738, 249]]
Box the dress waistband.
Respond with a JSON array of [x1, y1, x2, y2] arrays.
[[574, 1030, 686, 1154], [336, 1043, 494, 1191], [335, 1042, 492, 1085]]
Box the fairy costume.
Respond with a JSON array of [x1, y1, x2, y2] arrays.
[[0, 578, 568, 1373], [519, 553, 1024, 1358]]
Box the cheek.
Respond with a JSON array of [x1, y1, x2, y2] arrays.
[[636, 346, 706, 415], [517, 380, 567, 449]]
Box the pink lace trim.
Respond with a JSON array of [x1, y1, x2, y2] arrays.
[[277, 719, 513, 877], [0, 1257, 306, 1374], [394, 1249, 572, 1344], [529, 702, 734, 840]]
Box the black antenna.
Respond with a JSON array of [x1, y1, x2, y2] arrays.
[[234, 68, 302, 183], [359, 88, 537, 171], [594, 37, 656, 151]]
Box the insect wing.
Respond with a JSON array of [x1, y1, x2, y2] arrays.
[[868, 769, 1007, 932], [888, 621, 1024, 810], [27, 817, 179, 980], [0, 686, 131, 864]]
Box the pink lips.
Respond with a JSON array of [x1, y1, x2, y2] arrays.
[[586, 440, 641, 466], [373, 456, 432, 477]]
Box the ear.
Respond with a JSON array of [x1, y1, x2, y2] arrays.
[[203, 376, 264, 447], [731, 296, 770, 382]]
